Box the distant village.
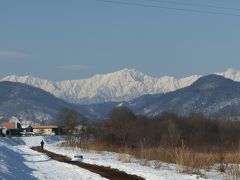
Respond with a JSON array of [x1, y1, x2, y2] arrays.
[[0, 117, 59, 137]]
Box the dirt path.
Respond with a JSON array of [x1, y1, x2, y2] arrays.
[[31, 146, 145, 180]]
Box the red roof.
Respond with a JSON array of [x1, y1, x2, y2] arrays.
[[1, 122, 16, 129]]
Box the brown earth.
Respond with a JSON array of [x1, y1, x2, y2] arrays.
[[31, 146, 145, 180]]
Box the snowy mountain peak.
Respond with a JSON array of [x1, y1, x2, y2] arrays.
[[99, 68, 146, 82], [2, 75, 58, 94], [1, 68, 240, 104], [216, 68, 240, 82], [226, 68, 235, 73]]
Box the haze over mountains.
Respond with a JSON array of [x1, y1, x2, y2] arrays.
[[2, 68, 239, 104]]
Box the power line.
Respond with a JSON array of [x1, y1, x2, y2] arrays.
[[96, 0, 240, 17], [145, 0, 240, 11]]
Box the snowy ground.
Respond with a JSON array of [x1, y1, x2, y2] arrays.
[[0, 136, 229, 180]]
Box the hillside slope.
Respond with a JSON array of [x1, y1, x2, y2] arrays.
[[133, 75, 240, 119], [0, 81, 86, 124]]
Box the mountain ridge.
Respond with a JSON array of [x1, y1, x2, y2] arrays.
[[0, 81, 87, 124], [128, 74, 240, 119], [2, 68, 239, 104]]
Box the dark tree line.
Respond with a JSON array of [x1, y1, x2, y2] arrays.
[[88, 107, 240, 149]]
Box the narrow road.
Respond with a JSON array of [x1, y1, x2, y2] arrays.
[[31, 146, 145, 180]]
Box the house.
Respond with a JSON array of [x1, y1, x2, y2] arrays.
[[31, 125, 59, 135], [26, 125, 33, 133], [1, 121, 22, 136], [1, 122, 22, 129]]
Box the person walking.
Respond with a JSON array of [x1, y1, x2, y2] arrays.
[[40, 140, 44, 149]]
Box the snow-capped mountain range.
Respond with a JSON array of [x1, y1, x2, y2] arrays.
[[1, 68, 239, 104]]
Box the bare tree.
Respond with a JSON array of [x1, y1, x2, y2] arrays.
[[58, 108, 86, 142], [104, 106, 138, 146]]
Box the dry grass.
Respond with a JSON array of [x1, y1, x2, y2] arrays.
[[61, 141, 240, 177], [226, 164, 240, 180], [169, 146, 213, 177], [214, 151, 240, 180]]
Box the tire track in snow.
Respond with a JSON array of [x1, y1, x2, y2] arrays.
[[31, 146, 145, 180]]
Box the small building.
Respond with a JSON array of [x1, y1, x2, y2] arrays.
[[26, 125, 33, 133], [31, 125, 59, 135], [1, 121, 22, 136], [1, 122, 22, 129]]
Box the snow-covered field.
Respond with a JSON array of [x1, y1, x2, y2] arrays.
[[0, 136, 228, 180]]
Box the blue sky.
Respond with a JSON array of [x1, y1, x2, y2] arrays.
[[1, 0, 240, 80]]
